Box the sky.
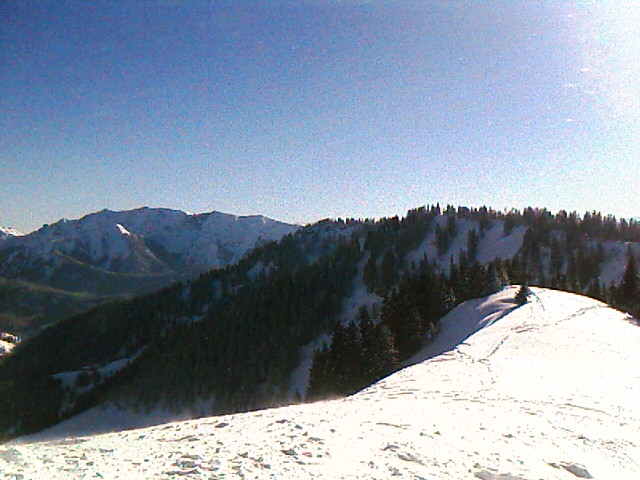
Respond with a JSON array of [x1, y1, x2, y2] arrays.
[[1, 0, 639, 233]]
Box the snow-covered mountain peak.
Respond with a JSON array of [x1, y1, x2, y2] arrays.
[[9, 288, 638, 479], [0, 207, 299, 279]]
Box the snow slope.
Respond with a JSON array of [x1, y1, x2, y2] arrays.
[[3, 287, 639, 479], [404, 219, 527, 271]]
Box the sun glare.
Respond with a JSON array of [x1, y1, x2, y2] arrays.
[[575, 1, 640, 123]]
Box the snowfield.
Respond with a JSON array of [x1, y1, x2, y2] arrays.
[[2, 287, 639, 479]]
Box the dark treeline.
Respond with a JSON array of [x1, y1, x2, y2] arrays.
[[307, 253, 513, 400], [306, 206, 640, 400], [115, 239, 361, 413]]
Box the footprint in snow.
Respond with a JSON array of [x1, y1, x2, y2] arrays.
[[474, 471, 528, 480], [548, 462, 593, 478]]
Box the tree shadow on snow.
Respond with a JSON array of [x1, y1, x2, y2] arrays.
[[405, 295, 518, 368]]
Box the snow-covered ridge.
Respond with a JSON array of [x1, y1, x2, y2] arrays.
[[7, 288, 639, 479]]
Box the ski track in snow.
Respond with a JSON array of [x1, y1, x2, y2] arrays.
[[2, 287, 639, 479]]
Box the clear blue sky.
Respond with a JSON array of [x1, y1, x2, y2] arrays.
[[1, 0, 638, 233]]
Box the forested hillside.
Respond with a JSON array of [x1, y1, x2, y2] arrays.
[[0, 205, 638, 439], [0, 277, 113, 336], [0, 207, 296, 335]]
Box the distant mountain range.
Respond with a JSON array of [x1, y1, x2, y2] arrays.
[[0, 207, 298, 335], [1, 207, 298, 278]]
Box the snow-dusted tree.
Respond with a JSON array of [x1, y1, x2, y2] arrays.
[[466, 229, 479, 258]]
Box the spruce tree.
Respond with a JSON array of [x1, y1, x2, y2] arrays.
[[587, 279, 603, 301], [619, 248, 639, 316], [467, 229, 479, 259], [516, 284, 531, 305]]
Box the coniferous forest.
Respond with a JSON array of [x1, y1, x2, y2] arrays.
[[0, 205, 638, 439]]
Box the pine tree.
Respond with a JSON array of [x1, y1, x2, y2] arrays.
[[486, 262, 508, 293], [379, 249, 397, 295], [516, 284, 531, 305], [446, 214, 457, 238], [586, 279, 603, 301], [467, 229, 479, 259], [435, 224, 447, 256], [306, 343, 330, 400], [363, 255, 377, 292], [619, 248, 639, 316], [358, 307, 396, 389], [341, 321, 362, 390]]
